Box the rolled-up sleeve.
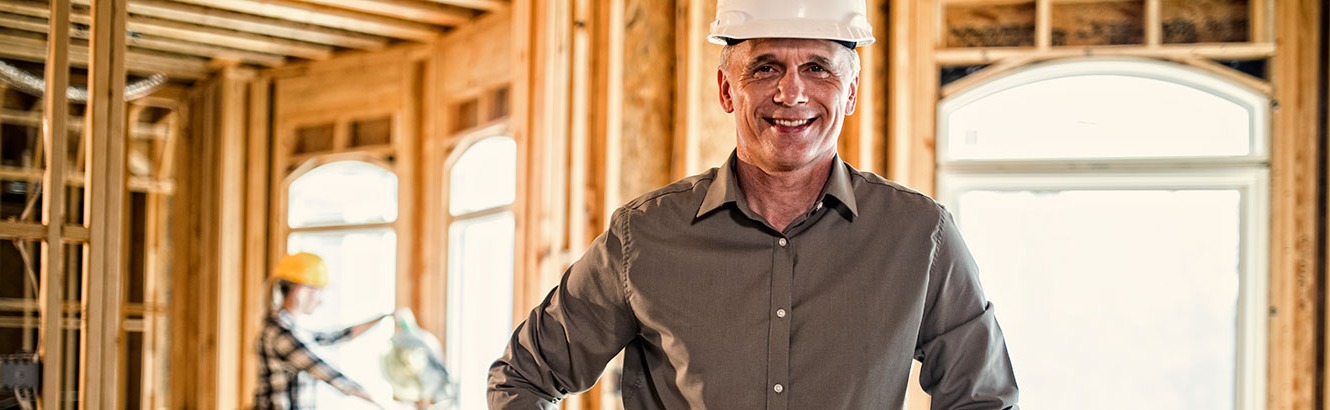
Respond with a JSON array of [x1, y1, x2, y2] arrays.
[[489, 208, 641, 409], [915, 209, 1020, 409]]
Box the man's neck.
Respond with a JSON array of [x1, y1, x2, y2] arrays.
[[735, 155, 834, 232]]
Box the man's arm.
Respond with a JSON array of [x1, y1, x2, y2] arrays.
[[489, 209, 640, 409], [915, 209, 1020, 409]]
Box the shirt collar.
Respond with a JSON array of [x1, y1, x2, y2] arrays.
[[696, 151, 860, 220]]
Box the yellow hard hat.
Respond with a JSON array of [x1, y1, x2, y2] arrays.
[[272, 252, 329, 288]]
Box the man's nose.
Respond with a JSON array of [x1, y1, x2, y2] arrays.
[[773, 71, 808, 106]]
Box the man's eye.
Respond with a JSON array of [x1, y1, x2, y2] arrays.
[[755, 65, 775, 73]]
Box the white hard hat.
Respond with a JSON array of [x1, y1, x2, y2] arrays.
[[708, 0, 876, 48]]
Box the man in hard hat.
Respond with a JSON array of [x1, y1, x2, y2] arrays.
[[253, 252, 391, 409], [489, 0, 1019, 408]]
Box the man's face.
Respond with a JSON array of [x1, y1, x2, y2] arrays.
[[718, 38, 859, 172]]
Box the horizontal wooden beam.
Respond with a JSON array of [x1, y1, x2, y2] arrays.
[[291, 0, 472, 26], [425, 0, 507, 12], [1, 108, 169, 139], [0, 221, 89, 242], [0, 11, 286, 66], [170, 0, 445, 41], [0, 32, 210, 79], [0, 165, 176, 194], [114, 0, 388, 50], [0, 1, 333, 61], [934, 42, 1276, 65], [127, 15, 333, 60]]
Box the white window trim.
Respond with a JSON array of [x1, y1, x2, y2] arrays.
[[937, 58, 1271, 410]]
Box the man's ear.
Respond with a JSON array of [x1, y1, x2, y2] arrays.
[[717, 69, 735, 113], [844, 76, 860, 116]]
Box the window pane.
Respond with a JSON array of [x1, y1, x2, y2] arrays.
[[955, 189, 1241, 409], [287, 228, 397, 409], [288, 161, 398, 228], [447, 211, 515, 410], [449, 138, 516, 215], [945, 74, 1252, 160]]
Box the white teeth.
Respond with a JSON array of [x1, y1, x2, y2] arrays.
[[773, 119, 812, 127]]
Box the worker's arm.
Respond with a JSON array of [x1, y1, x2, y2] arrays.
[[311, 314, 388, 345], [488, 208, 640, 409], [915, 210, 1021, 409], [269, 325, 379, 404]]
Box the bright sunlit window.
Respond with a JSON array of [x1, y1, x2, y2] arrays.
[[446, 136, 517, 410], [937, 58, 1269, 410], [287, 160, 399, 409]]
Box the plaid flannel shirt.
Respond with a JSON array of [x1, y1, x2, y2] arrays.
[[253, 309, 367, 409]]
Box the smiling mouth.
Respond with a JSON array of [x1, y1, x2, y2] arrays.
[[769, 118, 814, 127]]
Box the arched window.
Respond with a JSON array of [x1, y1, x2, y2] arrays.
[[937, 58, 1268, 410], [286, 160, 399, 409], [445, 136, 517, 410]]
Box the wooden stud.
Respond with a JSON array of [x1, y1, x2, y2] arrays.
[[238, 77, 273, 410], [1144, 0, 1161, 46], [81, 4, 131, 404], [39, 0, 71, 408], [1035, 0, 1051, 49], [1268, 0, 1321, 407]]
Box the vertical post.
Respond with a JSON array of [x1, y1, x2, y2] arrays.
[[1035, 0, 1052, 50], [1144, 0, 1161, 47], [39, 0, 71, 408], [83, 0, 129, 407]]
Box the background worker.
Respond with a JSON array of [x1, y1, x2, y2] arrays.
[[253, 252, 391, 409], [489, 0, 1019, 408]]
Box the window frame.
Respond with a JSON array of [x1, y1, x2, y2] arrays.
[[440, 129, 518, 410], [936, 58, 1272, 410]]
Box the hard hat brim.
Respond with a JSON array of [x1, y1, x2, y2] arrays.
[[708, 20, 875, 47]]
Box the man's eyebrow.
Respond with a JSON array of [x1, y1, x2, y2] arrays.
[[743, 54, 779, 72], [743, 53, 837, 72]]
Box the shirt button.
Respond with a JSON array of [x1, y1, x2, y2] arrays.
[[778, 238, 787, 247], [776, 308, 786, 318], [773, 383, 784, 393]]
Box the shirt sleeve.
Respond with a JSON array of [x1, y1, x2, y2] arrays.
[[271, 325, 369, 398], [488, 208, 640, 409], [915, 209, 1021, 409]]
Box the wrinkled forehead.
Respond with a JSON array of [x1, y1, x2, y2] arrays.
[[731, 38, 856, 67]]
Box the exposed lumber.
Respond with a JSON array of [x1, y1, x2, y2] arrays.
[[1, 109, 170, 140], [81, 0, 129, 406], [425, 0, 507, 12], [0, 12, 282, 66], [934, 42, 1276, 65], [38, 2, 71, 409], [170, 0, 445, 41], [291, 0, 472, 26], [127, 16, 333, 60], [110, 0, 388, 50], [1145, 0, 1161, 46], [0, 32, 210, 79], [0, 1, 335, 60], [1268, 0, 1321, 407]]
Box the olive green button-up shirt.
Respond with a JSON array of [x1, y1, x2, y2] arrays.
[[489, 154, 1019, 409]]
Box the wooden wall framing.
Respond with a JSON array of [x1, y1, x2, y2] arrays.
[[885, 0, 1325, 408]]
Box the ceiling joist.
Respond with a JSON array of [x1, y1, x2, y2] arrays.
[[169, 0, 446, 41], [292, 0, 472, 26]]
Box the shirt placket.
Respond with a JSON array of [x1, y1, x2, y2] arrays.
[[766, 234, 794, 410]]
